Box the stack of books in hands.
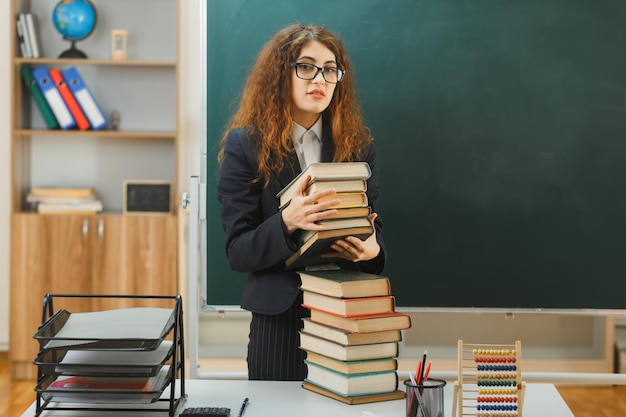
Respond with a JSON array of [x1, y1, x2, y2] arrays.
[[27, 187, 103, 214], [277, 162, 375, 269], [298, 269, 412, 405]]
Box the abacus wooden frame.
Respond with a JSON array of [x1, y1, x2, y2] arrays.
[[452, 340, 526, 417]]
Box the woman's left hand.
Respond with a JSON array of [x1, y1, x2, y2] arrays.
[[323, 213, 380, 262]]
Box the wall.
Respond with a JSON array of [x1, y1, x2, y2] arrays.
[[0, 0, 11, 351], [197, 311, 614, 376], [0, 1, 621, 376]]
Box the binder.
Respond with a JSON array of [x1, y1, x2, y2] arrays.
[[17, 13, 32, 58], [62, 67, 108, 130], [20, 66, 59, 129], [49, 68, 90, 130], [31, 66, 76, 130]]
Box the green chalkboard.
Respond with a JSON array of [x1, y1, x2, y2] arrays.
[[206, 0, 626, 309]]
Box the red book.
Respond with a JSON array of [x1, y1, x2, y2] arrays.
[[49, 68, 90, 130]]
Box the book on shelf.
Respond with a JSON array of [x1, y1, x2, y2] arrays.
[[300, 216, 373, 245], [285, 225, 374, 270], [17, 13, 33, 58], [16, 15, 29, 58], [302, 381, 405, 405], [304, 360, 398, 397], [32, 66, 76, 130], [25, 13, 41, 58], [302, 318, 401, 346], [279, 178, 368, 209], [309, 309, 412, 334], [303, 292, 395, 317], [299, 331, 398, 361], [62, 66, 108, 130], [20, 66, 59, 129], [304, 351, 398, 375], [27, 193, 97, 205], [37, 200, 103, 214], [29, 187, 95, 198], [49, 68, 90, 130], [298, 269, 391, 299], [277, 162, 371, 209]]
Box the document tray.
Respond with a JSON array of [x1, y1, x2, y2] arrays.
[[34, 341, 174, 377], [33, 307, 176, 351], [36, 366, 172, 404]]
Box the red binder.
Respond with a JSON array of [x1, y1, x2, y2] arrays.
[[49, 68, 90, 130]]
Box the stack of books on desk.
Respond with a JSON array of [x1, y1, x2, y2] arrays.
[[298, 269, 411, 405], [27, 187, 103, 214], [277, 162, 375, 269]]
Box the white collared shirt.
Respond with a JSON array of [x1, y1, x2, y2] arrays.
[[292, 117, 323, 170], [291, 117, 340, 271]]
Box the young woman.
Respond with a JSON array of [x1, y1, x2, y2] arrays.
[[217, 23, 386, 381]]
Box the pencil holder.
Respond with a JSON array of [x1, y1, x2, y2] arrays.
[[403, 378, 446, 417]]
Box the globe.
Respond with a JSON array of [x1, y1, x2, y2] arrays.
[[52, 0, 97, 58]]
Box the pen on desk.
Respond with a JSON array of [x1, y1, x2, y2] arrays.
[[238, 397, 249, 417]]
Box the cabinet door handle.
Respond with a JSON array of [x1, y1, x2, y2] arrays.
[[98, 219, 105, 240], [82, 219, 89, 238], [181, 191, 190, 209]]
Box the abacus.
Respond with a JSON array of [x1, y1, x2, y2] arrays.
[[452, 340, 525, 417]]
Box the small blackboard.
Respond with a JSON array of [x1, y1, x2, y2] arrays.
[[123, 181, 172, 215]]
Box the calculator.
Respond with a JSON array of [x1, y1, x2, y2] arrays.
[[179, 407, 231, 417]]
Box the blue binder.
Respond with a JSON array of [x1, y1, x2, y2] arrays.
[[31, 66, 76, 130], [61, 67, 108, 130]]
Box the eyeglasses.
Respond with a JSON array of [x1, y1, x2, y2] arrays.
[[289, 62, 345, 84]]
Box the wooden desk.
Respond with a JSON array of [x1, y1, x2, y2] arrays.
[[21, 380, 574, 416]]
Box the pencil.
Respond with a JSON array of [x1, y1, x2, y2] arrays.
[[419, 350, 428, 384], [424, 361, 432, 381]]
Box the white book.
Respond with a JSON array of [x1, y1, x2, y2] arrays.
[[17, 14, 32, 58], [27, 194, 97, 204], [25, 13, 40, 58], [37, 199, 103, 213], [16, 18, 28, 58]]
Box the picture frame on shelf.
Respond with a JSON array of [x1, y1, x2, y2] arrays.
[[123, 180, 172, 215], [111, 29, 127, 60]]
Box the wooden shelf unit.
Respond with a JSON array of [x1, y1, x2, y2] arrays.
[[9, 0, 181, 380]]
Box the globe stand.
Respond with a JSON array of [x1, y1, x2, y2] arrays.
[[59, 40, 88, 59]]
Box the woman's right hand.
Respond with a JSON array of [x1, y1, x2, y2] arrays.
[[281, 174, 341, 236]]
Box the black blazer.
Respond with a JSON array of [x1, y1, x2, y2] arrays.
[[216, 122, 386, 315]]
